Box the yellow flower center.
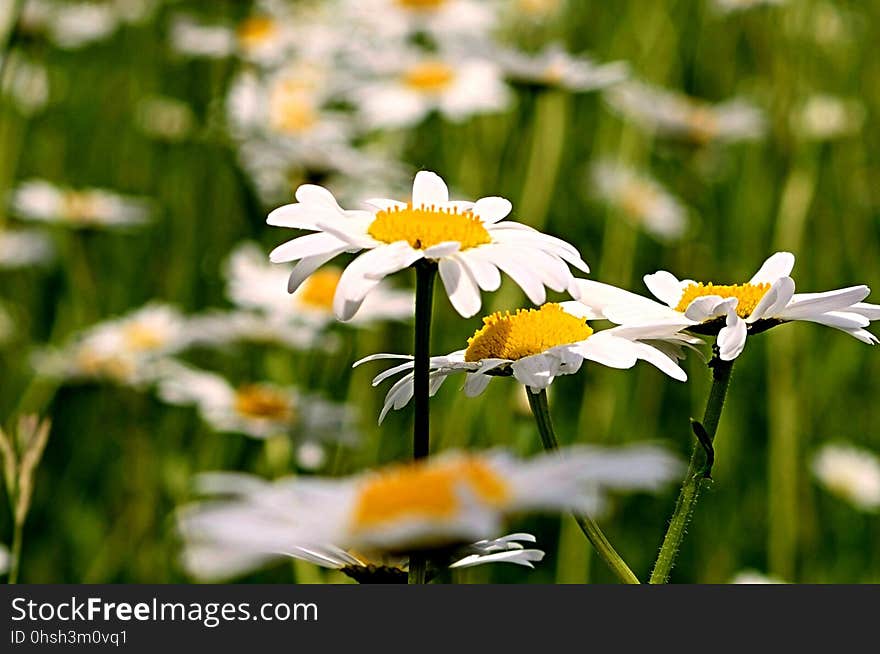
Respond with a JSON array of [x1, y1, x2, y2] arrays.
[[620, 181, 661, 218], [675, 282, 771, 318], [237, 16, 278, 49], [233, 385, 294, 421], [518, 0, 562, 17], [465, 303, 593, 362], [687, 106, 718, 143], [396, 0, 447, 10], [351, 457, 509, 531], [367, 203, 491, 250], [123, 324, 166, 351], [62, 192, 97, 222], [403, 61, 456, 93], [269, 82, 318, 135], [298, 268, 341, 310]]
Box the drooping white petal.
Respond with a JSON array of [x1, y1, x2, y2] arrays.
[[411, 171, 449, 207], [423, 241, 461, 258], [463, 372, 493, 397], [569, 279, 680, 324], [478, 246, 546, 305], [333, 243, 421, 321], [456, 251, 502, 291], [643, 270, 684, 306], [439, 257, 482, 318], [286, 247, 350, 293], [749, 251, 795, 285], [798, 311, 869, 331], [295, 184, 344, 209], [353, 353, 414, 367], [717, 310, 748, 361], [684, 296, 735, 322], [848, 302, 880, 320]]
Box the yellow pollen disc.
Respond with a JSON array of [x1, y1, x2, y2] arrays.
[[396, 0, 446, 10], [675, 282, 771, 318], [367, 203, 491, 250], [620, 181, 660, 218], [123, 324, 165, 351], [465, 303, 593, 362], [233, 385, 294, 421], [237, 16, 278, 49], [298, 268, 341, 310], [269, 83, 318, 134], [62, 192, 97, 222], [687, 106, 718, 143], [351, 457, 509, 530], [403, 61, 456, 93]]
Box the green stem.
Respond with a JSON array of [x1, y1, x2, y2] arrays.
[[527, 389, 640, 585], [408, 260, 436, 585], [649, 356, 735, 584], [8, 514, 23, 584]]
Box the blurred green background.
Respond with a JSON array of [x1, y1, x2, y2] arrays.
[[0, 0, 878, 584]]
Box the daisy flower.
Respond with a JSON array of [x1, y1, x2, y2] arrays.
[[176, 445, 682, 556], [10, 179, 150, 229], [0, 53, 50, 115], [268, 171, 589, 320], [496, 44, 628, 92], [356, 302, 694, 422], [45, 2, 120, 50], [226, 242, 413, 327], [572, 252, 880, 361], [155, 362, 356, 444], [168, 14, 236, 59], [591, 162, 688, 241], [339, 0, 497, 40], [605, 80, 765, 145], [811, 443, 880, 512], [349, 50, 511, 130], [179, 473, 543, 582], [792, 95, 864, 141], [0, 229, 54, 270], [34, 303, 191, 385]]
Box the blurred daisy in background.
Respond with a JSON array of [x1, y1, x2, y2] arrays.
[[729, 570, 785, 584], [167, 14, 236, 59], [9, 179, 151, 229], [358, 302, 693, 422], [45, 1, 121, 50], [791, 94, 865, 141], [176, 446, 682, 558], [269, 171, 588, 320], [811, 443, 880, 512], [710, 0, 787, 15], [340, 0, 498, 40], [349, 49, 511, 130], [0, 229, 54, 269], [591, 162, 688, 241], [226, 242, 413, 328], [34, 303, 191, 385], [605, 80, 765, 145], [0, 53, 50, 115], [179, 472, 543, 582], [134, 95, 195, 142], [155, 362, 356, 444], [496, 44, 628, 92], [185, 309, 336, 352], [572, 252, 880, 360]]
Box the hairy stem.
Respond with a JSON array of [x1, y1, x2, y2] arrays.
[[527, 388, 640, 585], [649, 356, 734, 584]]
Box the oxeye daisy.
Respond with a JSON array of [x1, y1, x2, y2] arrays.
[[10, 179, 150, 229], [811, 443, 880, 513], [356, 302, 694, 422], [496, 44, 628, 92], [176, 446, 682, 558], [572, 252, 879, 361], [179, 473, 543, 582], [268, 171, 589, 320], [155, 362, 355, 444], [226, 242, 413, 328], [0, 229, 54, 269]]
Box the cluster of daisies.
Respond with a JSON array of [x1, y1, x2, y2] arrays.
[[175, 169, 879, 583]]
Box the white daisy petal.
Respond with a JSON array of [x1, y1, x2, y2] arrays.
[[798, 311, 869, 331], [457, 251, 502, 292], [473, 197, 512, 223], [749, 251, 795, 285], [479, 247, 546, 305], [684, 296, 735, 322], [779, 286, 870, 321], [747, 276, 796, 323], [353, 353, 414, 367], [717, 311, 748, 361], [412, 171, 449, 207], [643, 270, 684, 306], [848, 302, 880, 320], [423, 241, 461, 258], [463, 372, 492, 397], [269, 232, 349, 264], [363, 198, 406, 212], [286, 247, 350, 293], [439, 257, 483, 318], [295, 184, 344, 209]]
